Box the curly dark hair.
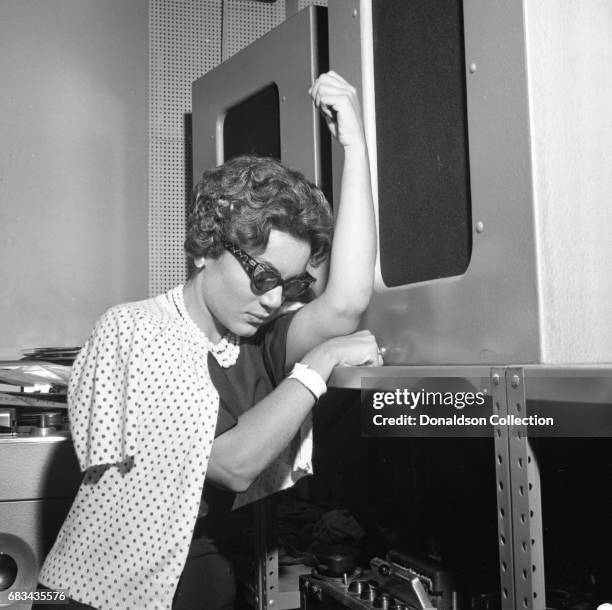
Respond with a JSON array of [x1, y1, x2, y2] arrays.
[[185, 155, 333, 270]]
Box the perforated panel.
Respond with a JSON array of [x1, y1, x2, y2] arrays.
[[149, 0, 222, 295], [222, 0, 286, 60], [299, 0, 327, 10], [150, 1, 327, 296]]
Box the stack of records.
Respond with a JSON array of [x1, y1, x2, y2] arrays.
[[20, 346, 81, 366], [0, 347, 80, 391], [0, 392, 67, 409]]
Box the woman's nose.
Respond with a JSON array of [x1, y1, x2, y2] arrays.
[[259, 285, 284, 310]]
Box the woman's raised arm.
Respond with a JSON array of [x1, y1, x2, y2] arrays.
[[285, 71, 376, 367]]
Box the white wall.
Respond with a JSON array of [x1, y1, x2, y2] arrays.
[[0, 0, 149, 358], [525, 0, 612, 362]]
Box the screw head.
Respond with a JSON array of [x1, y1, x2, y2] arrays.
[[476, 221, 484, 233], [352, 9, 358, 17], [511, 374, 520, 388], [469, 62, 477, 73], [493, 374, 500, 386]]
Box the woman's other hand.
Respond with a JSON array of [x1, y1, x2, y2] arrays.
[[300, 330, 383, 381], [309, 71, 366, 148]]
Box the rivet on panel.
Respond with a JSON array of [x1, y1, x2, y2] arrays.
[[352, 9, 358, 18], [476, 221, 484, 233], [282, 95, 287, 102], [511, 374, 520, 388], [493, 374, 500, 386], [469, 62, 477, 73]]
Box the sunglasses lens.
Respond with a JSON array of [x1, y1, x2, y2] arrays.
[[283, 278, 312, 300], [252, 269, 281, 294]]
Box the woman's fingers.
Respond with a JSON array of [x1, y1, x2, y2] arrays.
[[310, 72, 357, 108], [331, 330, 384, 367], [309, 71, 365, 147]]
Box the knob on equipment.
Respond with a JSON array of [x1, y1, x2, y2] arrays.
[[360, 583, 378, 602], [348, 579, 365, 595], [0, 554, 18, 591], [0, 534, 38, 607], [378, 563, 391, 576], [374, 593, 392, 609]]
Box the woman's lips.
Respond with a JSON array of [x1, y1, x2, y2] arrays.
[[247, 314, 269, 324]]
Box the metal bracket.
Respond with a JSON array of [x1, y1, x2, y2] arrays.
[[254, 498, 280, 609], [506, 368, 546, 610], [491, 367, 516, 610], [493, 367, 547, 609]]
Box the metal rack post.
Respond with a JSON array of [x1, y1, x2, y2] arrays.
[[506, 368, 546, 610], [491, 367, 517, 610], [254, 498, 281, 610]]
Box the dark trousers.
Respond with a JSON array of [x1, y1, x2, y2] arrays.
[[173, 514, 237, 610], [33, 586, 96, 610], [172, 549, 236, 610]]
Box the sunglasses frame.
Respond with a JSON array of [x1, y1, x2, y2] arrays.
[[224, 241, 316, 299]]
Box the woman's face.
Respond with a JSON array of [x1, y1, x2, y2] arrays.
[[195, 229, 312, 338]]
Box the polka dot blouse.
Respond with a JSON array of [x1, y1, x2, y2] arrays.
[[38, 286, 313, 610]]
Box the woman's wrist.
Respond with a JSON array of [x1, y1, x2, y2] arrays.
[[342, 139, 368, 155], [287, 363, 327, 400], [299, 343, 337, 381]]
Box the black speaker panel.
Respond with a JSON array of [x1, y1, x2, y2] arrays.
[[373, 0, 472, 287]]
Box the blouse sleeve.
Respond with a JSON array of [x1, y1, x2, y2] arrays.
[[68, 306, 147, 471]]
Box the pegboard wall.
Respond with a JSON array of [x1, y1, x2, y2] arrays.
[[222, 0, 286, 61], [221, 0, 327, 61], [149, 0, 326, 295], [149, 0, 222, 295], [299, 0, 327, 10]]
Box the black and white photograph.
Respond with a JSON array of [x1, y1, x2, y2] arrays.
[[1, 1, 611, 609]]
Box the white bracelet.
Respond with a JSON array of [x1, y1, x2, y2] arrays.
[[288, 362, 327, 400]]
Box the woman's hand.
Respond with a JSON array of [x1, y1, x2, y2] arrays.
[[309, 71, 366, 148], [300, 330, 383, 380]]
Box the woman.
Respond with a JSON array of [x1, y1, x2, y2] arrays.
[[37, 72, 380, 609]]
